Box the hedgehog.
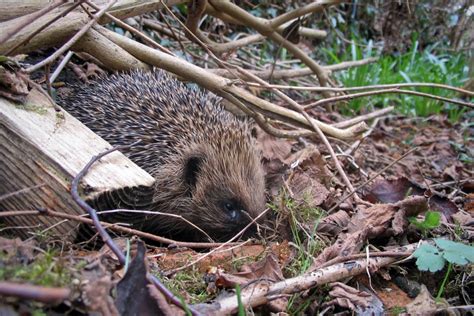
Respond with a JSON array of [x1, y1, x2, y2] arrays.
[[58, 70, 266, 242]]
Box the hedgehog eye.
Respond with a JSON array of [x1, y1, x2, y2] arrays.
[[224, 203, 234, 212]]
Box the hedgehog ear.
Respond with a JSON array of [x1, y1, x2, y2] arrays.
[[183, 155, 203, 190]]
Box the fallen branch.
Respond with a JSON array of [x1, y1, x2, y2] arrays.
[[196, 243, 418, 314], [96, 26, 366, 139], [0, 0, 184, 55]]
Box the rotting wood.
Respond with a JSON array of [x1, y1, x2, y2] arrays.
[[0, 90, 155, 240]]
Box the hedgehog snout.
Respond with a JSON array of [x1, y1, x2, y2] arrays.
[[223, 200, 245, 223]]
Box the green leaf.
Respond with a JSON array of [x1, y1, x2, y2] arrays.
[[413, 244, 445, 272], [422, 211, 441, 229], [409, 211, 441, 231], [435, 239, 474, 266]]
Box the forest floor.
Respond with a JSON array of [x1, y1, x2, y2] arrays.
[[1, 103, 472, 314]]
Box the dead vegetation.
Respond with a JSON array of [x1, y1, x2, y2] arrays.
[[0, 0, 473, 315]]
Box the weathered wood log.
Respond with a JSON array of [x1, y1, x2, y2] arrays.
[[0, 89, 155, 240], [0, 0, 184, 55], [0, 0, 51, 22]]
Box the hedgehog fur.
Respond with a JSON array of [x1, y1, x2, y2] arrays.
[[58, 70, 266, 241]]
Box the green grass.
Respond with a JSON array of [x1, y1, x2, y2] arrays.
[[323, 39, 470, 121], [269, 191, 327, 313]]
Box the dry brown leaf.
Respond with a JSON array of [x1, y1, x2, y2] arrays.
[[0, 237, 36, 264], [451, 210, 473, 225], [363, 177, 459, 221], [375, 281, 412, 310], [442, 163, 463, 181], [324, 282, 372, 311], [289, 172, 329, 208], [116, 241, 165, 315], [239, 252, 283, 279], [211, 252, 288, 312], [463, 193, 474, 215], [312, 196, 428, 269], [219, 252, 284, 286], [317, 210, 350, 236], [255, 128, 293, 161]]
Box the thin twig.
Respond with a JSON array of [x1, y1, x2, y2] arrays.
[[49, 51, 74, 84], [303, 88, 474, 110], [84, 0, 174, 56], [344, 117, 381, 156], [211, 57, 378, 80], [333, 107, 393, 129], [303, 88, 400, 110], [246, 82, 474, 96]]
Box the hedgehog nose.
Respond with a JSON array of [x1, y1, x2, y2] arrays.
[[230, 210, 237, 219], [229, 209, 240, 222]]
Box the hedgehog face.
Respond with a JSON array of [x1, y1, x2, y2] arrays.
[[181, 147, 266, 241]]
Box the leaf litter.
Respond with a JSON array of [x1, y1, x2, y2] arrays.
[[1, 112, 473, 314]]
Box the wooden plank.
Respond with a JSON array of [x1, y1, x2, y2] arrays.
[[0, 89, 155, 240]]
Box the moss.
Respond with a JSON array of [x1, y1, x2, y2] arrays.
[[15, 103, 48, 115], [159, 268, 211, 304], [0, 249, 72, 287]]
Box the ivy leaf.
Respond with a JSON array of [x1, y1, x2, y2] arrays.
[[413, 244, 446, 272], [409, 211, 441, 231], [434, 239, 474, 266]]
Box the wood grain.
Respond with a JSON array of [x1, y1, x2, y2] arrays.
[[0, 89, 155, 240]]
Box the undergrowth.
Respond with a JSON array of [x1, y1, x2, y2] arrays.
[[323, 37, 470, 121]]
